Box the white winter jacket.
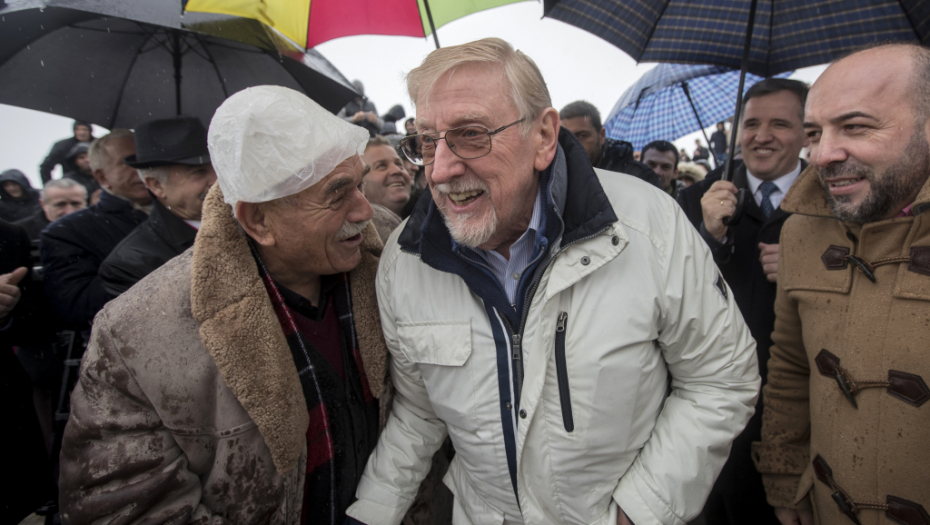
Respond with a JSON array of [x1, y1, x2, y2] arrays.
[[348, 139, 760, 525]]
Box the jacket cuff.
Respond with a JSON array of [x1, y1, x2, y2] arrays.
[[613, 468, 686, 525], [752, 441, 810, 508], [698, 222, 734, 263], [346, 476, 414, 525]]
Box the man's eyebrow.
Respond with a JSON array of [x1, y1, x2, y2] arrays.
[[831, 111, 879, 125], [325, 175, 355, 195]]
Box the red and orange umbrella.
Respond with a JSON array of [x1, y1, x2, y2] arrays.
[[183, 0, 527, 50]]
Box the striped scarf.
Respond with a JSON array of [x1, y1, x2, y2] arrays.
[[250, 242, 378, 525]]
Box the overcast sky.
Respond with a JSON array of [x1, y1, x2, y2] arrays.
[[0, 1, 826, 188]]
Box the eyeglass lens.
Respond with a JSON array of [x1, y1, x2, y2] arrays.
[[402, 126, 491, 165]]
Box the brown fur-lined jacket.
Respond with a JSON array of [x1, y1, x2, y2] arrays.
[[59, 185, 391, 524], [752, 165, 930, 524]]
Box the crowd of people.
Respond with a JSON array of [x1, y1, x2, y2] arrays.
[[1, 37, 928, 525]]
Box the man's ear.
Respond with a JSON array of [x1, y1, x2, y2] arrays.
[[598, 126, 606, 142], [534, 107, 561, 172], [92, 169, 108, 188], [144, 176, 167, 200], [236, 201, 276, 247]]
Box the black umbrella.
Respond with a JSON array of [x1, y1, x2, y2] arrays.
[[544, 0, 930, 224], [0, 0, 358, 128]]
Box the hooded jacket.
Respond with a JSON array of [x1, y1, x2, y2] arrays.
[[0, 169, 41, 223], [60, 184, 391, 524], [347, 130, 760, 525], [753, 165, 930, 524]]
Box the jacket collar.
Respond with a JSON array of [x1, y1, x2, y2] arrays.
[[96, 189, 143, 214], [147, 194, 198, 253], [399, 128, 617, 258], [781, 162, 930, 218], [190, 184, 386, 473]]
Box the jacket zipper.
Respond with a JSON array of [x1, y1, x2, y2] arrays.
[[554, 311, 573, 432]]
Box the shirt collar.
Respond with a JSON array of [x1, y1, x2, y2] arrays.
[[746, 160, 802, 196]]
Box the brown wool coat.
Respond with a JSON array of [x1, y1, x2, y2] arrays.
[[752, 165, 930, 524], [59, 184, 389, 524]]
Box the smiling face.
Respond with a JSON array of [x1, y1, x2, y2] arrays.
[[416, 62, 556, 253], [361, 144, 412, 216], [740, 90, 808, 181], [805, 47, 930, 223], [263, 154, 374, 277]]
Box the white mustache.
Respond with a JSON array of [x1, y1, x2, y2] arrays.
[[335, 219, 370, 240]]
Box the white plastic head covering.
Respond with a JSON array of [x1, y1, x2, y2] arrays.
[[208, 85, 369, 206]]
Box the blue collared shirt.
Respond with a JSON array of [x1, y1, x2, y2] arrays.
[[474, 188, 544, 304]]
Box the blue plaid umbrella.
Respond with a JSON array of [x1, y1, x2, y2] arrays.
[[604, 64, 791, 152], [543, 0, 930, 77], [543, 0, 930, 224]]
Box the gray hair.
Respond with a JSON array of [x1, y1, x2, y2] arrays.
[[137, 166, 169, 184], [407, 38, 551, 136], [41, 178, 87, 201], [88, 129, 134, 172]]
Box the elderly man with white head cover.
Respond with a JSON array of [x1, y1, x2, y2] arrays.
[[59, 86, 411, 525]]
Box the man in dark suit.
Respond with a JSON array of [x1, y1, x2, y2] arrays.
[[677, 78, 810, 525], [40, 129, 150, 330]]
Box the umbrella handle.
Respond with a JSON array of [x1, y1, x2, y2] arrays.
[[723, 188, 750, 226]]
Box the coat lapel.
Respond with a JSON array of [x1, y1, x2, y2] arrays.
[[190, 184, 308, 474], [189, 184, 391, 473]]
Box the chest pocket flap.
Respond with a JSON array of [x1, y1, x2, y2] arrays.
[[396, 320, 472, 366]]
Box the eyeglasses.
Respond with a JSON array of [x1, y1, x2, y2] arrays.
[[399, 118, 525, 166]]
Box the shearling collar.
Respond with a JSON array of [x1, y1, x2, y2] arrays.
[[190, 184, 386, 473], [782, 163, 930, 218]]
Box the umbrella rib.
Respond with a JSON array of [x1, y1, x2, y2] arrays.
[[639, 1, 673, 59], [108, 23, 153, 127], [196, 36, 230, 101]]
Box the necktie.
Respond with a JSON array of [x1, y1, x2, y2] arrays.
[[759, 181, 777, 218]]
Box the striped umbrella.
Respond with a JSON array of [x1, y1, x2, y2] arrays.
[[604, 64, 792, 152], [183, 0, 527, 50]]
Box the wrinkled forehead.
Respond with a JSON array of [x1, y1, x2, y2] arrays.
[[414, 62, 512, 130]]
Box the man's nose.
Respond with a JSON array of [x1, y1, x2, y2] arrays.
[[812, 132, 848, 168], [349, 186, 373, 223], [428, 139, 465, 186]]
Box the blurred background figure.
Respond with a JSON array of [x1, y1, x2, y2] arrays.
[[692, 138, 710, 162], [15, 178, 87, 246], [710, 121, 729, 166], [560, 100, 661, 188], [0, 168, 41, 222], [338, 79, 382, 137], [676, 162, 706, 187], [62, 142, 101, 205], [39, 120, 94, 185]]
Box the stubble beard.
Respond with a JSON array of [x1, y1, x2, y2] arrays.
[[820, 127, 930, 224]]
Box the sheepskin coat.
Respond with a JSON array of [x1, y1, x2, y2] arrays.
[[59, 184, 389, 524]]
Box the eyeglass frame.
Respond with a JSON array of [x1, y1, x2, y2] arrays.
[[399, 118, 526, 166]]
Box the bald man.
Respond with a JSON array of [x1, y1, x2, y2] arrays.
[[753, 43, 930, 525]]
